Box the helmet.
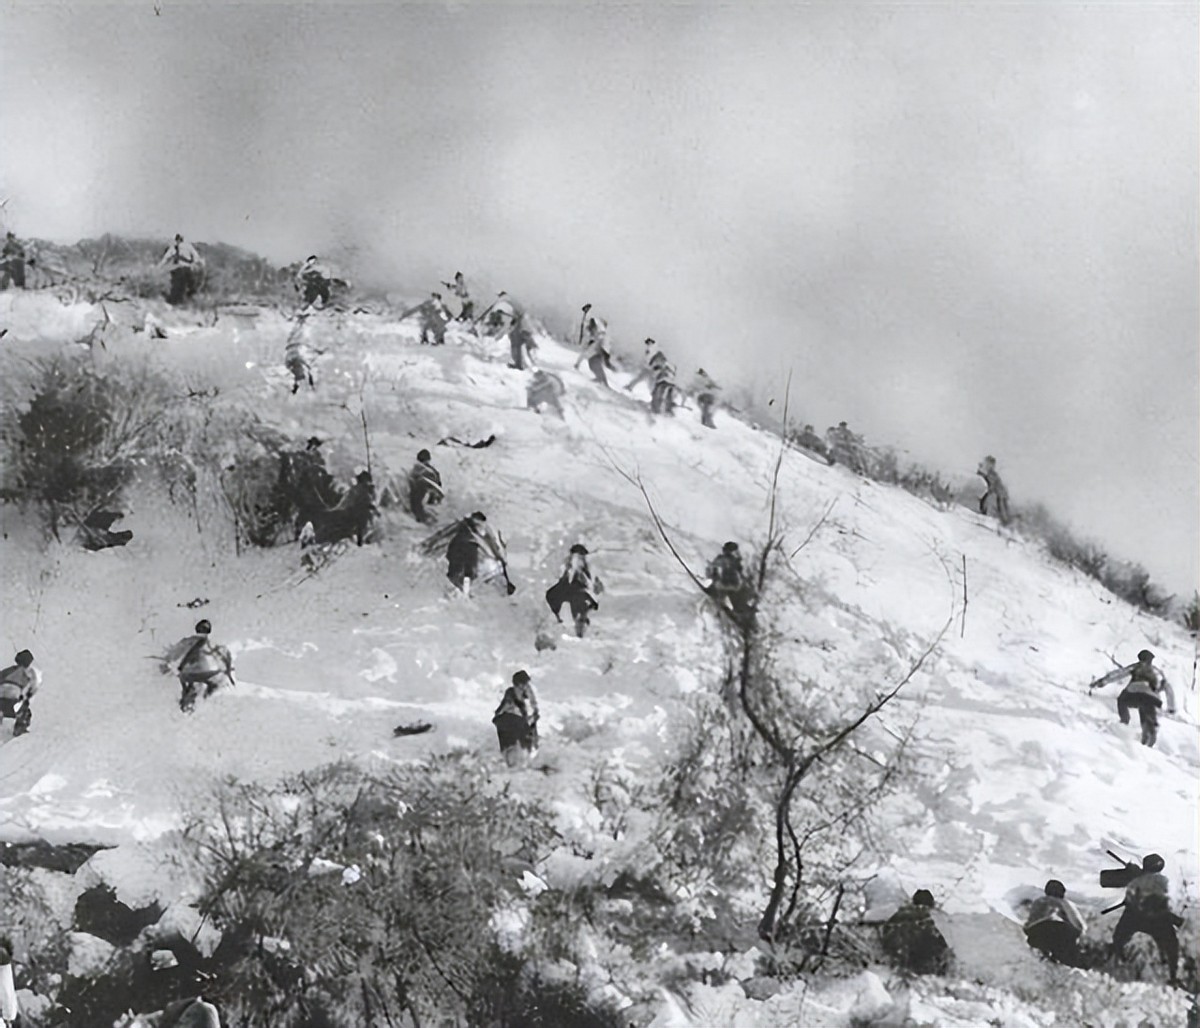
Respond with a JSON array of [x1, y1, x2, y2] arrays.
[[470, 511, 486, 522], [417, 449, 431, 462], [195, 620, 212, 635], [306, 436, 323, 450], [512, 670, 530, 685], [1142, 853, 1165, 873], [1137, 649, 1154, 662], [569, 544, 588, 555], [644, 338, 656, 346], [1044, 879, 1066, 898], [912, 889, 935, 908], [356, 470, 373, 484], [14, 650, 33, 667], [722, 541, 739, 554]]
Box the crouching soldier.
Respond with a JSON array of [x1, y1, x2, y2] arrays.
[[408, 449, 444, 524], [545, 543, 603, 637], [881, 889, 951, 975], [493, 670, 539, 768], [1111, 853, 1183, 986], [1024, 879, 1085, 965], [0, 650, 41, 736], [446, 511, 509, 597], [527, 370, 566, 418], [161, 620, 235, 714]]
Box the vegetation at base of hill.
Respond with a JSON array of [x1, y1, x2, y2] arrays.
[[0, 352, 312, 552]]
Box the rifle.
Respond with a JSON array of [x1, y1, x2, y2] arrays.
[[469, 291, 507, 328], [576, 303, 591, 348], [1101, 901, 1125, 916]]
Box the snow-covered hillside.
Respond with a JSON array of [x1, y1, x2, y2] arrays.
[[1, 288, 1196, 1025]]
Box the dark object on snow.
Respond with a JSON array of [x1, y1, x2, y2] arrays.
[[79, 509, 133, 551], [438, 434, 497, 449], [0, 840, 112, 874], [74, 883, 165, 947], [392, 721, 434, 737]]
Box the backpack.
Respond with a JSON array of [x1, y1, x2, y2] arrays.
[[712, 555, 743, 589]]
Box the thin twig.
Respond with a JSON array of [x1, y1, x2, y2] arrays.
[[960, 554, 968, 638]]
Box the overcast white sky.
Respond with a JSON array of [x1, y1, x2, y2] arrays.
[[1, 1, 1196, 595]]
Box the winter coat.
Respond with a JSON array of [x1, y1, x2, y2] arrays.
[[976, 462, 1009, 500], [1025, 895, 1084, 935], [1125, 871, 1173, 917], [408, 461, 443, 499], [449, 520, 506, 565], [0, 664, 40, 703], [1121, 663, 1176, 710], [163, 636, 232, 677], [295, 259, 333, 288], [707, 553, 745, 591], [493, 682, 538, 726], [159, 240, 202, 268]]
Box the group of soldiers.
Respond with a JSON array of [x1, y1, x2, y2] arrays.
[[884, 850, 1184, 988]]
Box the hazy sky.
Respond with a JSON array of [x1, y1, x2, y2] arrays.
[[2, 1, 1196, 594]]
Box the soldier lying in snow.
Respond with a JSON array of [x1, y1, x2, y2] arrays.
[[527, 370, 566, 418]]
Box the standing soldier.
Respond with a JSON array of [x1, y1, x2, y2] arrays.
[[505, 302, 538, 370], [545, 543, 603, 636], [574, 316, 615, 387], [160, 620, 235, 714], [284, 311, 317, 393], [294, 255, 337, 308], [493, 670, 539, 768], [705, 542, 756, 620], [158, 233, 203, 305], [1088, 649, 1176, 748], [407, 449, 444, 524], [1, 231, 28, 290], [625, 338, 664, 394], [691, 368, 720, 429], [649, 353, 678, 416], [0, 650, 41, 736], [976, 455, 1012, 526], [442, 271, 474, 322], [1109, 854, 1183, 986]]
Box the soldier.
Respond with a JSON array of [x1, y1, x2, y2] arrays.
[[826, 422, 868, 473], [160, 621, 235, 714], [976, 455, 1012, 525], [691, 368, 720, 428], [526, 370, 567, 418], [574, 316, 615, 387], [881, 889, 951, 975], [1089, 649, 1176, 748], [418, 293, 452, 345], [493, 670, 539, 768], [158, 233, 203, 305], [1110, 854, 1182, 985], [446, 511, 508, 597], [284, 311, 317, 393], [1023, 879, 1085, 965], [792, 424, 829, 458], [625, 338, 664, 394], [1, 231, 27, 290], [294, 255, 334, 308], [442, 271, 474, 322], [407, 449, 444, 525], [0, 650, 41, 736], [545, 543, 602, 636], [649, 354, 677, 416], [705, 542, 755, 619], [505, 303, 538, 370]]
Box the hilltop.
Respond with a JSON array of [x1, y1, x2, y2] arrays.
[[0, 277, 1196, 1026]]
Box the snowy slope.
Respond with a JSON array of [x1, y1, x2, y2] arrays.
[[1, 289, 1196, 1020]]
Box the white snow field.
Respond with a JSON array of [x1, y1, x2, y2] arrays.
[[1, 288, 1196, 1025]]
